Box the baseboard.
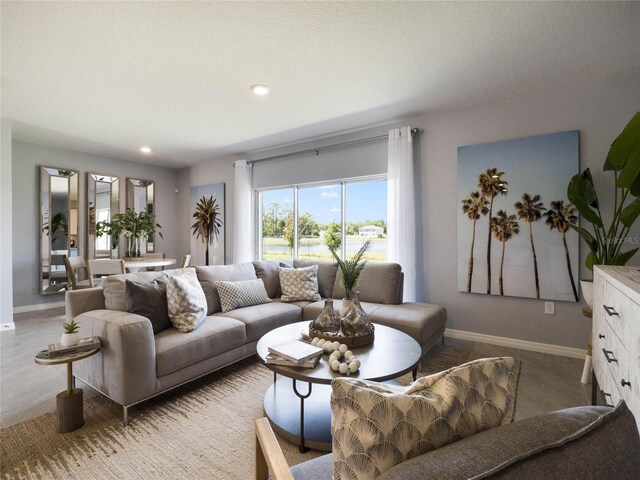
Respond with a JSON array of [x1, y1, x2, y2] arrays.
[[0, 322, 15, 331], [444, 328, 587, 359], [13, 301, 65, 314]]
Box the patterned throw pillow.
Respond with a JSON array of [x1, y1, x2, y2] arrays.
[[166, 273, 208, 332], [278, 265, 322, 302], [331, 357, 516, 480], [214, 279, 272, 313]]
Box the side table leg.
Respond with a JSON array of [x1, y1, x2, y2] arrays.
[[67, 362, 73, 394], [292, 380, 313, 453]]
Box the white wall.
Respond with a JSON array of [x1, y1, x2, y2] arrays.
[[1, 119, 13, 323], [181, 73, 640, 349], [12, 141, 182, 308]]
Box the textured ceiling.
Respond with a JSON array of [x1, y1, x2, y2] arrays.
[[2, 1, 639, 168]]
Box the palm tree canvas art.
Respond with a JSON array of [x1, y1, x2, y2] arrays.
[[190, 183, 225, 266], [457, 131, 580, 302]]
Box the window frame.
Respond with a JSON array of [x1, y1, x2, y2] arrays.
[[254, 174, 387, 261]]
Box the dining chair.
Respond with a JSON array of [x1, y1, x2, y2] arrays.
[[87, 259, 126, 288], [181, 254, 191, 268], [144, 252, 166, 271], [64, 256, 92, 290]]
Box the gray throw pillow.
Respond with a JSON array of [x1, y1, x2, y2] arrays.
[[125, 274, 171, 334], [214, 279, 272, 313], [278, 265, 322, 302]]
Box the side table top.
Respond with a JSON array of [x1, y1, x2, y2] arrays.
[[256, 321, 421, 385], [35, 348, 100, 366]]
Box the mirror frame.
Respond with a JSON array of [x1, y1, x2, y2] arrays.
[[40, 166, 79, 295], [126, 178, 155, 253], [87, 173, 119, 260]]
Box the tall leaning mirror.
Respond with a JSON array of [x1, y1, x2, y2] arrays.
[[87, 174, 119, 259], [40, 166, 79, 295], [126, 178, 155, 253]]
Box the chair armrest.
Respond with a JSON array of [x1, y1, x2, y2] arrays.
[[74, 309, 157, 406], [255, 418, 293, 480]]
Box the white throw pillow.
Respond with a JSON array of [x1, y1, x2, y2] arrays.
[[278, 265, 322, 302], [331, 357, 516, 480], [166, 272, 208, 332], [214, 279, 272, 313]]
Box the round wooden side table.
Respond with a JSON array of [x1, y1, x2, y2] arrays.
[[35, 348, 100, 433]]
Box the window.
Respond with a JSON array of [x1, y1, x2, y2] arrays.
[[257, 177, 387, 261]]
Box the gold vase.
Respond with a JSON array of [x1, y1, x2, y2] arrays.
[[313, 298, 341, 334], [341, 291, 369, 336]]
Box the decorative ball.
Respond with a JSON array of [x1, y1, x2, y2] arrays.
[[311, 338, 319, 346], [330, 350, 341, 358], [330, 360, 341, 371], [349, 362, 359, 373], [324, 344, 333, 353], [318, 339, 326, 346], [339, 344, 348, 354], [339, 363, 349, 374], [332, 341, 340, 351], [345, 351, 353, 359], [350, 359, 361, 369]]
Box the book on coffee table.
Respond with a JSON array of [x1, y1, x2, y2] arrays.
[[267, 339, 323, 364], [265, 352, 321, 368], [48, 336, 101, 358]]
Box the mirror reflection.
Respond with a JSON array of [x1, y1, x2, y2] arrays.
[[87, 174, 119, 259], [40, 166, 79, 295], [126, 178, 155, 252]]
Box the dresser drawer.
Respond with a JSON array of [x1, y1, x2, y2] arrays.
[[594, 319, 629, 403], [600, 281, 634, 343]]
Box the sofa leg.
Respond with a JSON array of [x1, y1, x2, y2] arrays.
[[123, 406, 129, 426], [442, 335, 445, 346], [412, 367, 418, 381]]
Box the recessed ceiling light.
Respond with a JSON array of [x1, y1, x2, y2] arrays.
[[140, 146, 152, 154], [251, 84, 269, 95]]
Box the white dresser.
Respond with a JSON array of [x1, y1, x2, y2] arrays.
[[592, 266, 640, 431]]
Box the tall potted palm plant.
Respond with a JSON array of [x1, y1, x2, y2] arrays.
[[567, 112, 640, 304], [191, 195, 223, 266]]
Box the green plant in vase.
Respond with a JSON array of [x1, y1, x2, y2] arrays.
[[61, 319, 80, 347], [96, 209, 163, 257]]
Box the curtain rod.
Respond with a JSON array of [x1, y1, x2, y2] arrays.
[[244, 127, 420, 165]]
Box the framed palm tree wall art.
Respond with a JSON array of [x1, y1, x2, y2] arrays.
[[457, 131, 580, 302], [190, 183, 225, 266]]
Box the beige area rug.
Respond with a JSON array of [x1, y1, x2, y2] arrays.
[[1, 346, 521, 480]]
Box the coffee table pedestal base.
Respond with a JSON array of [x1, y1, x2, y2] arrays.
[[263, 377, 332, 452], [56, 388, 84, 433]]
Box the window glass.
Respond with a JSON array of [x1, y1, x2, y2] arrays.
[[260, 188, 294, 260], [345, 180, 388, 261], [298, 185, 341, 260]]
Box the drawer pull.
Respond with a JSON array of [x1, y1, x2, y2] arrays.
[[603, 305, 619, 317], [602, 349, 618, 363], [598, 334, 605, 339], [621, 379, 631, 388], [602, 392, 614, 408]]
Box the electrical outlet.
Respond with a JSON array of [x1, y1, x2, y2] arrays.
[[545, 302, 555, 315]]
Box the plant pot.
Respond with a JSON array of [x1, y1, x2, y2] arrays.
[[61, 332, 79, 347], [580, 280, 593, 308]]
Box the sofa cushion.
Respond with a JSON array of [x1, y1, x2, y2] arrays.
[[196, 263, 257, 314], [101, 267, 191, 311], [279, 265, 322, 302], [291, 453, 333, 480], [155, 316, 247, 377], [293, 259, 338, 299], [253, 260, 284, 298], [125, 274, 171, 334], [331, 357, 516, 479], [368, 303, 447, 348], [377, 402, 640, 480], [167, 273, 208, 333], [215, 279, 272, 313], [215, 302, 302, 342], [331, 262, 402, 304]]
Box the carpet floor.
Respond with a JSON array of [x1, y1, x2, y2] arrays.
[[1, 345, 520, 479]]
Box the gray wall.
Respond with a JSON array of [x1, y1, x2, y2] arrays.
[[1, 119, 13, 322], [179, 73, 640, 349], [12, 141, 182, 308]]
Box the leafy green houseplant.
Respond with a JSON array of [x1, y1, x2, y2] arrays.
[[96, 208, 163, 257], [567, 112, 640, 271], [61, 319, 80, 347], [329, 240, 372, 299]]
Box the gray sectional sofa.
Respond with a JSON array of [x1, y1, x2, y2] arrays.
[[66, 260, 446, 423]]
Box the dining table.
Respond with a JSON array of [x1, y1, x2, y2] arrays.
[[124, 258, 177, 273]]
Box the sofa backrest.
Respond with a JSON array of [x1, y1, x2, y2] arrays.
[[195, 263, 257, 314], [292, 259, 339, 299], [331, 262, 403, 304]]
